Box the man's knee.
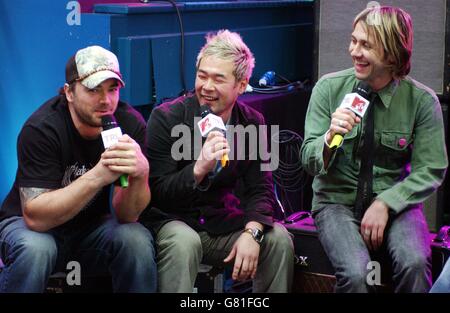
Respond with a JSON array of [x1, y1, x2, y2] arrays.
[[398, 251, 430, 274], [342, 268, 369, 287], [111, 223, 156, 256], [11, 231, 57, 265], [264, 223, 294, 253], [157, 221, 202, 261]]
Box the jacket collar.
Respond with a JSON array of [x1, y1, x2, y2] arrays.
[[352, 78, 399, 109], [376, 78, 399, 109]]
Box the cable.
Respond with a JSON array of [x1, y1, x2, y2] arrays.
[[275, 73, 292, 84], [271, 130, 308, 215], [140, 0, 187, 96], [254, 70, 307, 94], [250, 80, 306, 94]]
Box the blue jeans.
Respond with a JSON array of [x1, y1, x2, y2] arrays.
[[430, 258, 450, 293], [314, 204, 431, 293], [0, 216, 157, 293]]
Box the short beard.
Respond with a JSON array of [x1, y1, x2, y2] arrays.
[[72, 105, 102, 128], [80, 113, 102, 128]]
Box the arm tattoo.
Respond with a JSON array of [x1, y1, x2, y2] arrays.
[[19, 187, 53, 210]]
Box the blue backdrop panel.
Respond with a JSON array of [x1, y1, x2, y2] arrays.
[[95, 1, 313, 38], [150, 23, 313, 103], [151, 32, 203, 103], [117, 36, 153, 106]]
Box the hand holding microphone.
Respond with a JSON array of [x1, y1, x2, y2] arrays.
[[198, 105, 230, 167], [327, 82, 372, 150], [194, 105, 230, 178], [101, 115, 130, 188]]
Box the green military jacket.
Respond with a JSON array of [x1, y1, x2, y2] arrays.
[[301, 68, 448, 214]]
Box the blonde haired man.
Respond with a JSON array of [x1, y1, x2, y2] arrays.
[[301, 6, 447, 292], [141, 30, 294, 292]]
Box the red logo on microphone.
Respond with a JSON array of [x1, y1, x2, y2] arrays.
[[351, 96, 366, 113], [200, 117, 211, 133]]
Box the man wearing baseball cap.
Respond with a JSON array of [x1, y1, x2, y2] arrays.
[[0, 46, 157, 292]]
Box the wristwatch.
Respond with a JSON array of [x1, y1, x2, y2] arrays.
[[244, 228, 264, 244]]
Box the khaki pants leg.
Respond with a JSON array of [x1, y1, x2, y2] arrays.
[[156, 220, 202, 292]]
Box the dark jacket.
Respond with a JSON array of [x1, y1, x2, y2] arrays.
[[140, 94, 276, 235]]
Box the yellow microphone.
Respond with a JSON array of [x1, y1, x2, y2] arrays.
[[221, 154, 229, 167]]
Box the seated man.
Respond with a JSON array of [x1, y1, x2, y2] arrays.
[[300, 5, 448, 292], [0, 46, 157, 292], [140, 30, 294, 292]]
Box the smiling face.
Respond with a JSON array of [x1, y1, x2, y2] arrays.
[[195, 55, 248, 122], [65, 78, 120, 138], [349, 21, 394, 91]]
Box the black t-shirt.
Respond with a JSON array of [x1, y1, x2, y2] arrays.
[[0, 95, 147, 230]]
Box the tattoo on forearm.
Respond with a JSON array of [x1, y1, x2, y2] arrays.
[[19, 187, 52, 210]]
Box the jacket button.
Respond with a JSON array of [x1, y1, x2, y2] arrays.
[[398, 138, 407, 148]]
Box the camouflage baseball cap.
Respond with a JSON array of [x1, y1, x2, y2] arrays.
[[65, 45, 125, 89]]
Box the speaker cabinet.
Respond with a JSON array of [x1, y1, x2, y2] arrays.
[[283, 215, 336, 293], [314, 0, 448, 95]]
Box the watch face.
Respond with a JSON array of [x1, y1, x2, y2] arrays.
[[244, 228, 264, 244], [252, 229, 264, 243]]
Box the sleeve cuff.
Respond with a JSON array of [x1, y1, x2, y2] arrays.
[[324, 129, 343, 149], [244, 213, 274, 230], [193, 160, 226, 191], [376, 190, 406, 214], [315, 133, 337, 175], [194, 173, 212, 191]]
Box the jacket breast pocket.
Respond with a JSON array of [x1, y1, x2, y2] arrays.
[[376, 131, 413, 169]]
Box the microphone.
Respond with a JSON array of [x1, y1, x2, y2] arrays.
[[258, 71, 276, 87], [329, 82, 372, 150], [197, 105, 229, 168], [101, 115, 129, 188]]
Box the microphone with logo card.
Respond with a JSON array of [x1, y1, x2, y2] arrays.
[[197, 105, 229, 172], [101, 115, 129, 188], [329, 82, 373, 150]]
